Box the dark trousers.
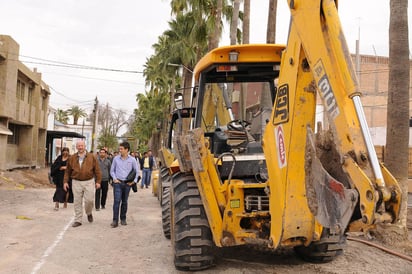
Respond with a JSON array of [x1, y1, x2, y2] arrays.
[[112, 182, 131, 222], [95, 180, 109, 209]]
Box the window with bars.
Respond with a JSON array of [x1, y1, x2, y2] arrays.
[[7, 124, 19, 144], [28, 86, 33, 104], [16, 80, 25, 100]]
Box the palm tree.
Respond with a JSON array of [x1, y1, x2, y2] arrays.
[[161, 12, 208, 105], [170, 0, 232, 51], [67, 106, 87, 125], [130, 91, 169, 151], [55, 108, 69, 124], [385, 0, 409, 235]]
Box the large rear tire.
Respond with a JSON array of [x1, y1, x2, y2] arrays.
[[294, 228, 346, 263], [172, 173, 214, 271]]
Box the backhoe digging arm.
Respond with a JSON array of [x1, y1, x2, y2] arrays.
[[264, 0, 401, 246], [290, 0, 401, 224]]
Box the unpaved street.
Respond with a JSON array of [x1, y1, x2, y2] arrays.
[[0, 169, 411, 274]]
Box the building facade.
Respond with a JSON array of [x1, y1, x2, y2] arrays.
[[0, 35, 50, 170]]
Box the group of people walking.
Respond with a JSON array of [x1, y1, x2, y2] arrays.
[[51, 140, 155, 228]]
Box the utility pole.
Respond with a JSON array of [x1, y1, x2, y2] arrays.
[[91, 96, 98, 152]]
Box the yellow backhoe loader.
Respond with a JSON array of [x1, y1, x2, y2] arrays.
[[169, 0, 402, 270]]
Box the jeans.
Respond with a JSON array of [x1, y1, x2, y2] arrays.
[[95, 180, 109, 209], [112, 182, 131, 223], [141, 168, 152, 188]]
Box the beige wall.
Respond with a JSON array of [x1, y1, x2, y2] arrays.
[[353, 54, 412, 128], [0, 35, 50, 170]]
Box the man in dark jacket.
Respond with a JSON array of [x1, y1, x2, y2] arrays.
[[64, 139, 102, 228], [96, 148, 111, 210]]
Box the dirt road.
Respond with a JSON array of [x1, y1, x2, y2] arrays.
[[0, 169, 411, 273]]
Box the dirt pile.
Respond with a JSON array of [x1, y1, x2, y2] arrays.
[[0, 168, 53, 190]]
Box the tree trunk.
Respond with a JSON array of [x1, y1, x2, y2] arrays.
[[385, 0, 409, 235], [260, 0, 278, 113], [267, 0, 278, 43], [209, 0, 223, 50], [243, 0, 250, 44], [230, 0, 241, 45], [239, 0, 251, 120]]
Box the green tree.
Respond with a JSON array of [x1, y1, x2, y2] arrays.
[[170, 0, 233, 51], [96, 103, 128, 152], [128, 0, 235, 151], [55, 108, 69, 124], [97, 128, 118, 151], [129, 91, 169, 152], [67, 106, 87, 125]]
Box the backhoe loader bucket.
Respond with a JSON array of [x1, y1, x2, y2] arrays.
[[305, 126, 358, 234]]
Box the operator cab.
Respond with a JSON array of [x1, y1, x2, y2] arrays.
[[192, 45, 283, 181]]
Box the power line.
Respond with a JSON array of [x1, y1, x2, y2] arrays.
[[41, 71, 144, 85], [49, 86, 95, 104], [19, 59, 142, 73], [0, 50, 143, 74]]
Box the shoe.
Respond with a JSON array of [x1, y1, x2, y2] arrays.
[[101, 206, 105, 209], [87, 214, 93, 223], [54, 207, 59, 211], [96, 208, 100, 211], [140, 185, 143, 189], [110, 222, 118, 228], [72, 222, 82, 227], [145, 186, 148, 188], [121, 220, 127, 226]]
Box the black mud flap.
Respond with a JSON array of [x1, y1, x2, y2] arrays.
[[305, 126, 358, 234]]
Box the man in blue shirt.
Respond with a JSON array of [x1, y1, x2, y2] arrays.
[[109, 141, 140, 228]]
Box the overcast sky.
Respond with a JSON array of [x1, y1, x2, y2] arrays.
[[0, 0, 410, 119]]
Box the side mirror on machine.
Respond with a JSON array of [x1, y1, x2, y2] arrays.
[[174, 93, 184, 110], [192, 86, 198, 99]]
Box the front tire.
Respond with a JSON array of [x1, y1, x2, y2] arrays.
[[158, 167, 169, 203], [161, 185, 171, 239], [172, 173, 214, 271], [294, 228, 346, 263]]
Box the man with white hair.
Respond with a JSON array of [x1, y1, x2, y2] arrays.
[[64, 139, 102, 227]]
